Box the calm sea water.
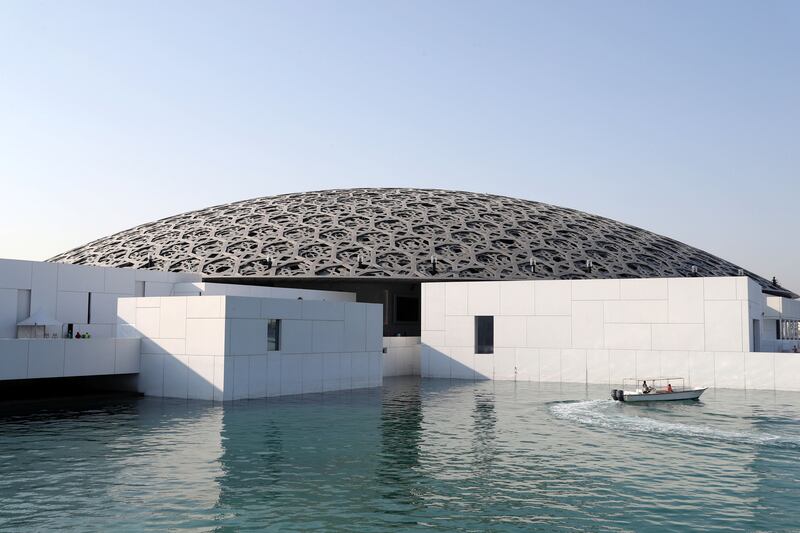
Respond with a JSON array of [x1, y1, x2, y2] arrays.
[[1, 378, 799, 532]]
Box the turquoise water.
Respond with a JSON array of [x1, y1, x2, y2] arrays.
[[1, 378, 799, 531]]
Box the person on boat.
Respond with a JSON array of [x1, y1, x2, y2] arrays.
[[642, 380, 651, 394], [666, 383, 673, 393]]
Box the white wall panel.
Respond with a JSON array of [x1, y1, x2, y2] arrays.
[[525, 316, 571, 349], [163, 355, 189, 399], [28, 340, 64, 378], [104, 268, 136, 295], [744, 352, 774, 390], [571, 279, 619, 301], [494, 315, 525, 348], [493, 347, 516, 380], [586, 349, 610, 384], [703, 277, 737, 301], [688, 351, 715, 388], [445, 283, 469, 315], [499, 281, 534, 315], [445, 315, 474, 347], [187, 355, 215, 400], [57, 291, 89, 325], [467, 282, 500, 316], [561, 349, 586, 383], [302, 300, 344, 321], [668, 278, 704, 323], [185, 318, 226, 356], [714, 352, 745, 389], [30, 262, 58, 317], [228, 319, 267, 356], [571, 301, 604, 349], [604, 300, 667, 324], [609, 350, 636, 385], [539, 349, 561, 383], [225, 297, 261, 319], [651, 324, 704, 351], [0, 340, 28, 379], [515, 347, 539, 381], [619, 278, 668, 300], [534, 280, 571, 316], [365, 304, 383, 352], [604, 324, 651, 350], [58, 264, 104, 293], [0, 289, 17, 338], [261, 297, 302, 320], [659, 351, 689, 382], [312, 320, 344, 353], [704, 300, 743, 352], [0, 259, 32, 289], [424, 283, 446, 330], [115, 338, 140, 374], [343, 303, 366, 352]]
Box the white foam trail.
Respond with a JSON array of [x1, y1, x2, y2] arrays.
[[549, 400, 800, 448]]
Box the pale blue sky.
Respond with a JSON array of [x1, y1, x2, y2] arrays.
[[1, 1, 798, 290]]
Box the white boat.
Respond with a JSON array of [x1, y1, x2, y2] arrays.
[[611, 377, 706, 403]]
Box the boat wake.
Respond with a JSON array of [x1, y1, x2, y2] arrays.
[[549, 400, 800, 448]]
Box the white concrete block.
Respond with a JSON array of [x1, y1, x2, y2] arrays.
[[57, 291, 89, 325], [88, 293, 120, 326], [586, 349, 609, 385], [420, 346, 432, 377], [247, 355, 268, 398], [280, 354, 303, 395], [185, 318, 226, 356], [423, 283, 446, 330], [652, 324, 704, 351], [609, 350, 636, 385], [428, 348, 452, 379], [159, 297, 187, 339], [659, 351, 689, 382], [704, 277, 737, 301], [561, 349, 586, 383], [571, 279, 619, 301], [474, 354, 493, 380], [445, 282, 469, 315], [142, 337, 185, 355], [214, 356, 229, 401], [339, 352, 352, 389], [635, 350, 661, 379], [139, 354, 164, 396], [534, 280, 571, 316], [281, 320, 313, 354], [226, 356, 247, 400], [421, 330, 446, 349], [0, 289, 19, 338], [714, 352, 745, 389], [266, 352, 281, 396], [186, 296, 224, 318], [187, 355, 215, 400], [468, 282, 501, 316], [604, 324, 651, 350], [343, 303, 366, 352], [744, 352, 774, 390], [445, 315, 474, 348], [0, 340, 28, 379], [134, 307, 160, 338], [103, 267, 136, 295], [571, 301, 604, 349], [539, 349, 561, 383], [515, 348, 539, 381], [704, 300, 743, 352], [229, 318, 267, 356], [57, 264, 104, 292], [27, 340, 65, 378], [349, 352, 368, 388], [604, 300, 668, 324], [64, 339, 115, 376], [774, 354, 800, 392], [525, 316, 571, 349], [493, 347, 516, 380], [499, 281, 534, 315], [260, 297, 303, 320], [163, 355, 189, 399], [495, 316, 525, 348], [322, 353, 342, 391], [365, 304, 383, 352], [225, 296, 262, 319], [668, 278, 704, 323], [688, 351, 715, 388], [312, 320, 344, 353], [144, 282, 173, 297], [448, 346, 475, 380], [368, 351, 382, 387], [31, 262, 58, 317], [619, 278, 668, 300], [114, 338, 140, 374], [302, 300, 344, 321], [0, 259, 32, 289]]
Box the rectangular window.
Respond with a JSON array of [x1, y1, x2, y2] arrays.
[[475, 316, 494, 354], [267, 319, 281, 351], [394, 296, 420, 323]]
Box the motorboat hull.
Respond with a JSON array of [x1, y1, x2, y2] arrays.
[[613, 388, 707, 402]]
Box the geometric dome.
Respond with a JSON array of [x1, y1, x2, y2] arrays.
[[47, 188, 795, 297]]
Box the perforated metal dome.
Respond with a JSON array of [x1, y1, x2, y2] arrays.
[[48, 188, 793, 296]]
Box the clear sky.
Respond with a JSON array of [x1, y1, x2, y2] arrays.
[[1, 1, 798, 290]]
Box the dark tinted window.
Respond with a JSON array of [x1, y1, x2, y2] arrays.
[[395, 296, 420, 323], [268, 319, 281, 351], [475, 316, 494, 354]]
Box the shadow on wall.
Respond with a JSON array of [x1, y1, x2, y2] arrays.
[[139, 351, 382, 402], [420, 346, 493, 381]]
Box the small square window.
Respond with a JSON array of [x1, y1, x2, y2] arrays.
[[475, 316, 494, 354], [267, 319, 281, 351]]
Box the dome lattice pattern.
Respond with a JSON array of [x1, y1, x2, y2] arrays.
[[48, 188, 789, 295]]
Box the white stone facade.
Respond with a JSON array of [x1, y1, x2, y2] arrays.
[[421, 277, 800, 391], [120, 295, 383, 401]]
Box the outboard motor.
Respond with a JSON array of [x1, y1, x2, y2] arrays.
[[618, 390, 625, 402], [611, 389, 619, 401]]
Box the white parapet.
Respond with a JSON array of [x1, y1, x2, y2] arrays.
[[0, 338, 140, 380]]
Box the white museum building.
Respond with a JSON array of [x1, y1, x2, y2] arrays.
[[1, 188, 798, 399]]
